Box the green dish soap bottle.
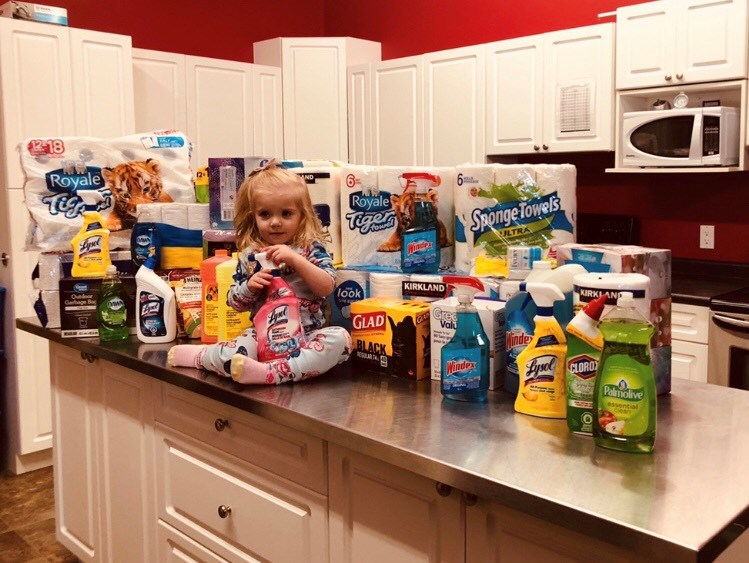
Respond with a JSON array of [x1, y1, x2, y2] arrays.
[[97, 265, 129, 341], [593, 292, 656, 453]]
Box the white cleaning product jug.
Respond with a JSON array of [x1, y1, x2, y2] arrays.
[[136, 256, 177, 343]]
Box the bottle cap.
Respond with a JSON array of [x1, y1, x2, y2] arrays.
[[617, 291, 635, 308], [583, 294, 607, 321], [215, 249, 229, 257], [106, 265, 117, 276], [532, 260, 551, 271], [143, 256, 156, 270]]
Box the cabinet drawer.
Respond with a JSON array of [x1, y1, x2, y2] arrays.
[[671, 303, 709, 344], [156, 427, 328, 563], [671, 340, 708, 383], [158, 519, 229, 563], [155, 382, 326, 493]]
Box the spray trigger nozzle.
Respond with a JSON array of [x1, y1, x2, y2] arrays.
[[443, 275, 484, 303], [249, 252, 283, 275]]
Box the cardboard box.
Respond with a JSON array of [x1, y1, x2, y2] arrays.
[[430, 297, 506, 390], [208, 157, 267, 230], [351, 297, 431, 379], [0, 1, 67, 25], [59, 276, 136, 338]]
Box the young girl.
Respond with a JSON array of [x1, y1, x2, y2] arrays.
[[168, 160, 352, 384]]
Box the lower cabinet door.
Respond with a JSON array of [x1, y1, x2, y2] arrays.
[[156, 426, 328, 562], [466, 499, 635, 562], [329, 444, 465, 563], [157, 520, 229, 563], [672, 340, 709, 383]]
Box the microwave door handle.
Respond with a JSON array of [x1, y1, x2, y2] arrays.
[[712, 313, 749, 334], [692, 112, 703, 162]]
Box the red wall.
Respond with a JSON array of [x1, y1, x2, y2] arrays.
[[30, 1, 749, 262], [38, 0, 325, 61]]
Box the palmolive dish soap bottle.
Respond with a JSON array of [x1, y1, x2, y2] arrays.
[[565, 294, 606, 435], [514, 283, 567, 418], [251, 252, 306, 362], [401, 173, 440, 273], [593, 292, 656, 453], [440, 276, 490, 402]]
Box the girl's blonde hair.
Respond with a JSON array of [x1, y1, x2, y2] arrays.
[[234, 159, 328, 250]]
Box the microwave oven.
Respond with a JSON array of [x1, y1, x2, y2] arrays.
[[622, 106, 739, 167]]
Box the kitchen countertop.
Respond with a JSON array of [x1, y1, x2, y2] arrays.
[[672, 259, 749, 306], [18, 318, 749, 562]]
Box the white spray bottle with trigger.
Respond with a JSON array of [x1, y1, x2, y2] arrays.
[[440, 276, 490, 402]]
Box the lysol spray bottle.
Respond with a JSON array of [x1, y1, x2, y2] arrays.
[[440, 276, 490, 402]]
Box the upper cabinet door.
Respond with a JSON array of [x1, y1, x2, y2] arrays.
[[677, 0, 748, 85], [132, 48, 187, 133], [616, 1, 676, 90], [543, 23, 615, 152], [485, 36, 544, 155], [186, 56, 254, 169], [347, 63, 372, 165], [70, 29, 135, 138], [372, 56, 424, 166], [252, 63, 283, 159], [0, 19, 74, 189], [423, 45, 485, 166]]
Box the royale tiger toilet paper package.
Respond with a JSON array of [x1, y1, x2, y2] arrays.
[[341, 165, 455, 271], [454, 164, 576, 277], [22, 131, 195, 251]]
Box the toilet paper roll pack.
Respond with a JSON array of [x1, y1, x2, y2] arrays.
[[22, 131, 195, 252], [294, 167, 342, 266], [454, 164, 576, 277], [341, 165, 455, 271]]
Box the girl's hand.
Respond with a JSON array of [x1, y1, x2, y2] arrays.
[[248, 270, 273, 292], [264, 245, 300, 268]]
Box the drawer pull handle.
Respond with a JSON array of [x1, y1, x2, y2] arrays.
[[542, 144, 549, 151], [1, 253, 8, 266], [214, 418, 229, 432], [665, 74, 672, 81], [80, 351, 97, 363], [463, 492, 478, 506], [218, 505, 232, 519], [436, 482, 452, 497], [533, 145, 540, 151], [676, 73, 684, 80]]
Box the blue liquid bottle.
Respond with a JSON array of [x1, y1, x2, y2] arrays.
[[440, 276, 489, 402], [401, 177, 440, 273]]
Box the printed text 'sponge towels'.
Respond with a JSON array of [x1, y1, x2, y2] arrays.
[[454, 163, 576, 276], [341, 165, 455, 271], [22, 131, 195, 251]]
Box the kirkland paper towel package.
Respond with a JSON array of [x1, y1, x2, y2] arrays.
[[430, 297, 506, 389], [294, 167, 342, 265], [454, 164, 576, 277], [341, 165, 455, 271], [22, 131, 195, 252], [573, 272, 672, 395]]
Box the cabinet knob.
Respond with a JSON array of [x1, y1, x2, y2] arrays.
[[676, 73, 684, 80], [214, 418, 229, 432], [665, 74, 673, 81], [542, 144, 549, 151], [1, 253, 8, 266], [217, 505, 232, 519], [533, 145, 540, 151], [80, 351, 97, 363], [435, 482, 452, 497], [462, 492, 479, 507]]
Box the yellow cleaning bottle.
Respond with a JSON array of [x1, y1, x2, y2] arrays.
[[216, 252, 252, 341], [515, 282, 567, 419], [72, 211, 111, 277]]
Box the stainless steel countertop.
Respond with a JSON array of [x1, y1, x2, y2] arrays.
[[18, 318, 749, 562]]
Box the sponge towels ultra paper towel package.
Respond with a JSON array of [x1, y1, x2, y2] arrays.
[[454, 163, 576, 277], [341, 165, 455, 271], [22, 131, 195, 251]]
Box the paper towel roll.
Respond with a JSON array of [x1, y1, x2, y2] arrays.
[[534, 164, 577, 252], [294, 167, 342, 265], [454, 165, 497, 274], [37, 252, 64, 291], [340, 165, 378, 268], [186, 203, 210, 231], [161, 203, 189, 229], [136, 203, 163, 223], [370, 272, 407, 299], [494, 164, 536, 187]]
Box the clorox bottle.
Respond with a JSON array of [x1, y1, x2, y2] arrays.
[[514, 283, 567, 418]]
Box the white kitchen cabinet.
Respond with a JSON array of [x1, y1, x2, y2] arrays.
[[543, 24, 615, 152], [347, 63, 373, 165], [0, 18, 74, 189], [423, 45, 485, 166], [157, 520, 228, 563], [132, 48, 188, 133], [254, 37, 381, 161], [672, 339, 709, 383], [252, 63, 283, 158], [70, 28, 135, 137], [186, 56, 254, 169], [617, 0, 747, 90], [486, 24, 614, 155], [466, 498, 634, 562], [672, 302, 709, 383], [329, 444, 464, 562], [485, 35, 544, 155], [372, 56, 424, 166]]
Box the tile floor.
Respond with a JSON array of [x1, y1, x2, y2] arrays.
[[0, 467, 78, 562]]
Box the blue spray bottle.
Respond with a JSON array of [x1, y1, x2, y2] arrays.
[[401, 173, 441, 273], [440, 276, 489, 402]]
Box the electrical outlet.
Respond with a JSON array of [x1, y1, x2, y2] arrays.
[[700, 225, 715, 249]]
